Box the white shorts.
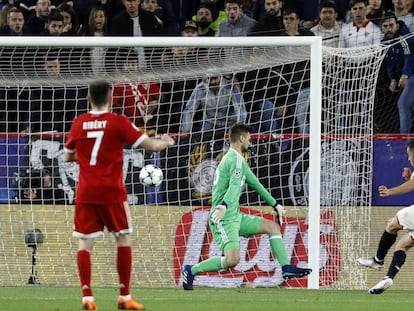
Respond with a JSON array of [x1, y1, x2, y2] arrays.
[[397, 205, 414, 238]]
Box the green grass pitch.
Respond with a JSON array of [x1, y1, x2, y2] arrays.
[[0, 286, 413, 311]]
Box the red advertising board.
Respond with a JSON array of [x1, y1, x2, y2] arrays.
[[173, 207, 339, 288]]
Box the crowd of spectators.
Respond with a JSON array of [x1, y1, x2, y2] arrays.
[[2, 0, 414, 204], [0, 0, 413, 137]]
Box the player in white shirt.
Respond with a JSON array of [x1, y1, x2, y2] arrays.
[[358, 140, 414, 294]]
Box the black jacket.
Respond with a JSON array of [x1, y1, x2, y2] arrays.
[[109, 9, 164, 36]]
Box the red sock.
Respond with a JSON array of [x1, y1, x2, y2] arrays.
[[117, 246, 132, 296], [77, 250, 93, 297]]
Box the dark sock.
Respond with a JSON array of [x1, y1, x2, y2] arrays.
[[375, 230, 397, 262], [386, 250, 406, 279]]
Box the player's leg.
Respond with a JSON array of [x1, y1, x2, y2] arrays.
[[358, 209, 406, 270], [116, 234, 132, 297], [368, 232, 414, 294], [182, 219, 239, 290], [105, 201, 143, 310], [115, 233, 144, 310], [256, 216, 312, 279], [385, 233, 413, 279], [73, 202, 104, 310], [78, 238, 98, 310]]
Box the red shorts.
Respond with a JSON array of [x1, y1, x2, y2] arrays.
[[73, 201, 133, 238]]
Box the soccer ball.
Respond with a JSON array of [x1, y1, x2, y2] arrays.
[[139, 164, 163, 187]]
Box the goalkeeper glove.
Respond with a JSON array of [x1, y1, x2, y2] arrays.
[[273, 203, 285, 226], [211, 203, 227, 224]]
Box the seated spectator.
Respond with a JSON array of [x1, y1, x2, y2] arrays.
[[69, 0, 108, 29], [367, 0, 386, 26], [14, 168, 66, 205], [381, 11, 414, 133], [82, 6, 108, 75], [284, 0, 319, 29], [181, 19, 198, 36], [240, 0, 254, 17], [141, 0, 178, 34], [24, 0, 51, 34], [57, 1, 80, 35], [112, 49, 161, 133], [216, 0, 256, 36], [0, 4, 14, 30], [0, 81, 30, 133], [161, 21, 199, 68], [242, 66, 288, 134], [110, 0, 165, 68], [310, 1, 344, 47], [249, 0, 284, 36], [110, 0, 165, 36], [24, 51, 87, 134], [83, 5, 107, 36], [157, 21, 199, 134], [407, 0, 414, 13], [195, 4, 216, 36], [193, 0, 227, 33], [0, 8, 27, 79], [279, 7, 314, 134], [280, 7, 314, 36], [252, 0, 270, 21], [41, 8, 63, 35], [339, 0, 382, 48], [394, 0, 414, 32], [180, 73, 247, 141], [0, 7, 26, 35]]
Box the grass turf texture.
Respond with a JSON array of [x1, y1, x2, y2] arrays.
[[0, 286, 413, 311]]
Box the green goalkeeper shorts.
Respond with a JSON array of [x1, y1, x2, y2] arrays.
[[209, 213, 262, 252]]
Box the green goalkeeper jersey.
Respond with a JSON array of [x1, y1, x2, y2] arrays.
[[211, 148, 276, 220]]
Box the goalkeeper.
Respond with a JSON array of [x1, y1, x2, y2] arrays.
[[182, 123, 312, 290]]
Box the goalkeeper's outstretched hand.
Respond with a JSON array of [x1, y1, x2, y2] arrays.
[[273, 204, 285, 226], [211, 204, 227, 224]]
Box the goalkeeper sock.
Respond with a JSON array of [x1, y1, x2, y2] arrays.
[[191, 256, 228, 275], [77, 250, 93, 297], [269, 232, 289, 266], [117, 246, 132, 296], [376, 230, 397, 262], [386, 250, 406, 279]]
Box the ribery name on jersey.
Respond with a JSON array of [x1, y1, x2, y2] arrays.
[[82, 120, 107, 130]]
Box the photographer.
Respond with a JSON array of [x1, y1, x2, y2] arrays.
[[14, 168, 66, 205]]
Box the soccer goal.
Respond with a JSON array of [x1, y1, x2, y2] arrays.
[[0, 36, 388, 289]]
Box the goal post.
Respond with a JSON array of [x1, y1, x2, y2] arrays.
[[0, 36, 389, 289]]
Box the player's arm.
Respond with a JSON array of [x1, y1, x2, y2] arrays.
[[63, 122, 78, 162], [244, 165, 284, 225], [139, 135, 175, 152], [122, 115, 175, 151], [64, 149, 78, 162], [378, 178, 414, 196], [402, 167, 412, 181], [244, 165, 276, 206]]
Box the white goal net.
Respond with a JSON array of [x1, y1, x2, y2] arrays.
[[0, 36, 388, 289]]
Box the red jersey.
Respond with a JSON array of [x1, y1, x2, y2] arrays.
[[112, 80, 160, 128], [65, 111, 147, 204]]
